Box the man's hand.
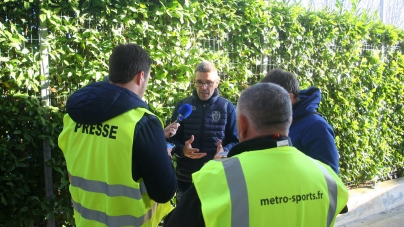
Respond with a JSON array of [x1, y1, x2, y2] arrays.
[[164, 122, 180, 138], [183, 135, 206, 159], [214, 140, 226, 159], [167, 147, 173, 158]]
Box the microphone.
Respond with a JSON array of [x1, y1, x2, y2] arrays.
[[175, 104, 192, 123], [168, 104, 192, 138]]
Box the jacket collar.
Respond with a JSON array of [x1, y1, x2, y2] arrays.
[[192, 88, 219, 104], [228, 135, 292, 157]]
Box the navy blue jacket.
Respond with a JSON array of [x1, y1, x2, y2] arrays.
[[65, 82, 177, 203], [170, 88, 238, 182], [291, 86, 339, 173]]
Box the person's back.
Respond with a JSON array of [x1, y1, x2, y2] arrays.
[[193, 146, 345, 226], [58, 44, 177, 227], [261, 69, 339, 173], [290, 86, 339, 172]]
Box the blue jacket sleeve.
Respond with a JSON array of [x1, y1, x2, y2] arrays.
[[222, 102, 239, 152], [133, 114, 178, 203]]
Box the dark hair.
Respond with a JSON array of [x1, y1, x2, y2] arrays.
[[108, 43, 153, 84], [237, 83, 292, 134], [260, 68, 300, 98]]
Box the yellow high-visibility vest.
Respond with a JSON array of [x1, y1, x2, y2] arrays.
[[58, 108, 173, 227], [193, 146, 348, 227]]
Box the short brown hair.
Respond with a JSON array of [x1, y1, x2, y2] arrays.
[[260, 69, 300, 98]]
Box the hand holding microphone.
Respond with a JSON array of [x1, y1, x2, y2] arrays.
[[166, 104, 192, 138], [164, 122, 180, 138], [166, 104, 193, 157]]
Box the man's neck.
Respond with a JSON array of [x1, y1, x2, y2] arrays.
[[113, 81, 141, 96]]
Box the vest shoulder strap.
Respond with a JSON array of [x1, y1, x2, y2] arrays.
[[137, 107, 163, 127], [216, 97, 228, 112]]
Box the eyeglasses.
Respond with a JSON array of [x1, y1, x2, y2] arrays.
[[194, 80, 217, 87]]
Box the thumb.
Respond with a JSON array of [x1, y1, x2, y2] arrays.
[[215, 140, 223, 156], [186, 135, 194, 145]]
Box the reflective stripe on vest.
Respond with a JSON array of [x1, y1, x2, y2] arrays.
[[70, 175, 154, 226], [222, 158, 249, 227], [59, 108, 172, 227], [221, 157, 339, 227], [70, 175, 148, 200], [72, 200, 157, 227], [312, 160, 338, 227]]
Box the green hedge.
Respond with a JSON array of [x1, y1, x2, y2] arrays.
[[1, 0, 403, 226]]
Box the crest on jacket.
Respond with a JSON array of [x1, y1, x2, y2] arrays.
[[212, 111, 221, 122]]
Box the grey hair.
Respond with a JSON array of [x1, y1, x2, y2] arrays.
[[237, 83, 292, 134], [195, 60, 218, 73]]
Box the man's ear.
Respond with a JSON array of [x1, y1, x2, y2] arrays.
[[289, 93, 294, 100], [238, 114, 248, 139], [213, 74, 220, 88], [289, 93, 298, 105], [134, 71, 145, 85]]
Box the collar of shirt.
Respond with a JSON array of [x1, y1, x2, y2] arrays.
[[227, 135, 292, 157]]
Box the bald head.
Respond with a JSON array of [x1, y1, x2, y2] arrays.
[[236, 83, 292, 140]]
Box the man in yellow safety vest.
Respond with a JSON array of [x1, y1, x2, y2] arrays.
[[59, 43, 177, 227], [165, 82, 348, 227]]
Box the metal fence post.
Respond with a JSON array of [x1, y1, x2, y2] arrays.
[[39, 5, 55, 227]]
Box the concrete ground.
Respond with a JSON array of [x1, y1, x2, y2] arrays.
[[336, 204, 404, 227], [335, 177, 404, 227]]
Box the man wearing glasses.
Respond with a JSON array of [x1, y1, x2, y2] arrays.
[[169, 60, 239, 201]]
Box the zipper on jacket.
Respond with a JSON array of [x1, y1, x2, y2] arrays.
[[200, 104, 206, 152]]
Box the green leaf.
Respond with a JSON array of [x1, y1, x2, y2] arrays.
[[0, 57, 9, 62], [40, 14, 46, 22], [24, 2, 30, 10]]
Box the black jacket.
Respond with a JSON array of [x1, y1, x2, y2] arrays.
[[170, 88, 238, 182]]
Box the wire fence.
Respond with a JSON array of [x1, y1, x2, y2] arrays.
[[1, 4, 403, 195], [4, 9, 401, 103]]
